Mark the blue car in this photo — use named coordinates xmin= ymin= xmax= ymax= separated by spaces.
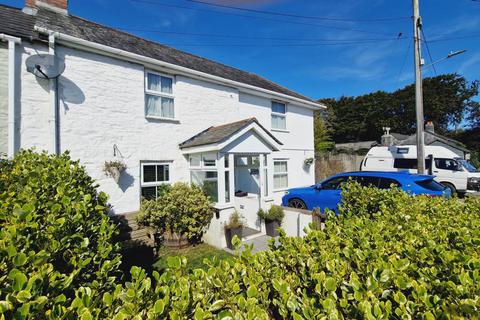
xmin=282 ymin=171 xmax=451 ymax=213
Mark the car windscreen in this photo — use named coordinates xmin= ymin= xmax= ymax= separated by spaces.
xmin=458 ymin=160 xmax=478 ymax=173
xmin=414 ymin=179 xmax=445 ymax=191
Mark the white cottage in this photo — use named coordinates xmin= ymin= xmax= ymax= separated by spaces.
xmin=0 ymin=0 xmax=325 ymax=247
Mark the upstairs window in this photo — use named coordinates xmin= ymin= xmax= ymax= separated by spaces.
xmin=141 ymin=162 xmax=171 ymax=200
xmin=145 ymin=72 xmax=175 ymax=119
xmin=271 ymin=101 xmax=287 ymax=130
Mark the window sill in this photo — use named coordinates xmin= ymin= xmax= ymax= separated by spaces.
xmin=146 ymin=116 xmax=180 ymax=123
xmin=271 ymin=128 xmax=290 ymax=133
xmin=274 ymin=188 xmax=289 ymax=193
xmin=214 ymin=203 xmax=235 ymax=210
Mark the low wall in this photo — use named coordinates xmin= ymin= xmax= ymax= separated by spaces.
xmin=281 ymin=207 xmax=314 ymax=237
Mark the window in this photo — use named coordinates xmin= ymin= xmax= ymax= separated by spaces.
xmin=394 ymin=158 xmax=432 ymax=170
xmin=322 ymin=176 xmax=349 ymax=190
xmin=145 ymin=72 xmax=175 ymax=119
xmin=141 ymin=162 xmax=171 ymax=200
xmin=397 ymin=147 xmax=409 ymax=154
xmin=435 ymin=158 xmax=461 ymax=171
xmin=271 ymin=101 xmax=287 ymax=130
xmin=415 ymin=179 xmax=445 ymax=191
xmin=273 ymin=160 xmax=288 ymax=189
xmin=352 ymin=176 xmax=380 ymax=188
xmin=189 ymin=153 xmax=220 ymax=203
xmin=378 ymin=178 xmax=401 ymax=189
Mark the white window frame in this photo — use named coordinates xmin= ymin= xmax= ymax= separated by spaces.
xmin=140 ymin=162 xmax=172 ymax=188
xmin=273 ymin=159 xmax=289 ymax=190
xmin=144 ymin=70 xmax=176 ymax=121
xmin=271 ymin=101 xmax=287 ymax=131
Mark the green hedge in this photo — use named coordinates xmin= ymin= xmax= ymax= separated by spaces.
xmin=2 ymin=151 xmax=480 ymax=319
xmin=0 ymin=150 xmax=121 ymax=319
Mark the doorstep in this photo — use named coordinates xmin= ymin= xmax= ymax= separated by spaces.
xmin=224 ymin=233 xmax=278 ymax=254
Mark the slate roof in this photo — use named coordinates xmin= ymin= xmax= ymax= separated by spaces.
xmin=179 ymin=117 xmax=282 ymax=149
xmin=0 ymin=4 xmax=319 ymax=104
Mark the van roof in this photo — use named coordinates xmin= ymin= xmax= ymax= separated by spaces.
xmin=366 ymin=145 xmax=459 ymax=159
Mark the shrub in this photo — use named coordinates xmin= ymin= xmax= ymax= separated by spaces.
xmin=224 ymin=210 xmax=245 ymax=230
xmin=0 ymin=150 xmax=121 ymax=318
xmin=137 ymin=182 xmax=214 ymax=243
xmin=257 ymin=205 xmax=285 ymax=223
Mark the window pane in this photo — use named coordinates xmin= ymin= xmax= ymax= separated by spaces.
xmin=272 ymin=101 xmax=286 ymax=114
xmin=274 ymin=161 xmax=287 ymax=173
xmin=224 ymin=156 xmax=229 ymax=168
xmin=161 ymin=97 xmax=174 ymax=118
xmin=143 ymin=165 xmax=156 ymax=182
xmin=146 ymin=94 xmax=162 ymax=117
xmin=147 ymin=73 xmax=162 ymax=92
xmin=322 ymin=177 xmax=348 ymax=190
xmin=225 ymin=171 xmax=230 ymax=203
xmin=141 ymin=186 xmax=157 ymax=200
xmin=274 ymin=174 xmax=288 ymax=189
xmin=203 ymin=155 xmax=216 ymax=167
xmin=191 ymin=171 xmax=218 ymax=203
xmin=378 ymin=178 xmax=401 ymax=189
xmin=264 ymin=169 xmax=268 ymax=196
xmin=190 ymin=156 xmax=200 ymax=167
xmin=272 ymin=114 xmax=286 ymax=130
xmin=157 ymin=165 xmax=169 ymax=182
xmin=161 ymin=76 xmax=173 ymax=94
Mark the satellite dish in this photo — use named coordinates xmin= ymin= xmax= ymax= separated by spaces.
xmin=26 ymin=54 xmax=65 ymax=79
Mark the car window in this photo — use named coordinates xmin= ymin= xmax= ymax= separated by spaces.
xmin=352 ymin=176 xmax=380 ymax=188
xmin=378 ymin=177 xmax=401 ymax=189
xmin=435 ymin=158 xmax=460 ymax=171
xmin=394 ymin=158 xmax=432 ymax=170
xmin=322 ymin=176 xmax=349 ymax=190
xmin=415 ymin=179 xmax=445 ymax=191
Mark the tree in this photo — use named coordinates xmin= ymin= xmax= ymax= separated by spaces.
xmin=322 ymin=74 xmax=479 ymax=143
xmin=313 ymin=110 xmax=334 ymax=152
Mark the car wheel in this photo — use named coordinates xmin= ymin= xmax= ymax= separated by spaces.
xmin=288 ymin=198 xmax=307 ymax=210
xmin=441 ymin=182 xmax=456 ymax=196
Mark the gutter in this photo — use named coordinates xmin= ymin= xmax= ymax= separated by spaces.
xmin=0 ymin=33 xmax=21 ymax=158
xmin=48 ymin=32 xmax=60 ymax=155
xmin=34 ymin=26 xmax=325 ymax=111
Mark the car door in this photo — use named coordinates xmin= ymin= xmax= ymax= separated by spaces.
xmin=316 ymin=176 xmax=350 ymax=213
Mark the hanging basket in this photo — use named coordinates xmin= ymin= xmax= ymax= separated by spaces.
xmin=304 ymin=157 xmax=314 ymax=166
xmin=103 ymin=160 xmax=127 ymax=183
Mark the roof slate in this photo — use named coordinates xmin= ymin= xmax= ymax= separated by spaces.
xmin=0 ymin=4 xmax=317 ymax=104
xmin=394 ymin=131 xmax=470 ymax=153
xmin=179 ymin=117 xmax=282 ymax=149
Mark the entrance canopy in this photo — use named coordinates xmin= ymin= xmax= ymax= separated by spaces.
xmin=179 ymin=118 xmax=282 ymax=207
xmin=179 ymin=117 xmax=282 ymax=154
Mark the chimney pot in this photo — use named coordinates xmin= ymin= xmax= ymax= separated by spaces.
xmin=24 ymin=0 xmax=68 ymax=14
xmin=425 ymin=121 xmax=434 ymax=133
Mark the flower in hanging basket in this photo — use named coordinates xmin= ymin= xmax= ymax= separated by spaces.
xmin=103 ymin=160 xmax=127 ymax=183
xmin=304 ymin=157 xmax=314 ymax=166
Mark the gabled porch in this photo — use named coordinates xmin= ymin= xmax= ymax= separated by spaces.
xmin=179 ymin=118 xmax=283 ymax=248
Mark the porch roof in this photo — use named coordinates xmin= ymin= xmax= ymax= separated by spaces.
xmin=179 ymin=118 xmax=283 ymax=150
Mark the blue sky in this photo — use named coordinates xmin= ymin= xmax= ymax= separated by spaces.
xmin=3 ymin=0 xmax=480 ymax=100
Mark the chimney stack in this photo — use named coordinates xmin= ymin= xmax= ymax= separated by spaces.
xmin=24 ymin=0 xmax=68 ymax=14
xmin=381 ymin=127 xmax=394 ymax=146
xmin=425 ymin=121 xmax=434 ymax=133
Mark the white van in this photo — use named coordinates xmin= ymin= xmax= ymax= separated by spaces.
xmin=361 ymin=145 xmax=480 ymax=195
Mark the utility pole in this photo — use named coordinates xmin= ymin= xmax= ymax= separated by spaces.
xmin=413 ymin=0 xmax=425 ymax=174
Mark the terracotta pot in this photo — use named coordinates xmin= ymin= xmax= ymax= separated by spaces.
xmin=225 ymin=227 xmax=242 ymax=250
xmin=265 ymin=220 xmax=280 ymax=237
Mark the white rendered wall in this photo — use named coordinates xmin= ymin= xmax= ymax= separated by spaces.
xmin=0 ymin=43 xmax=8 ymax=156
xmin=16 ymin=42 xmax=316 ymax=216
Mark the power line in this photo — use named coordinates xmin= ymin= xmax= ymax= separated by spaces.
xmin=129 ymin=0 xmax=400 ymax=36
xmin=421 ymin=29 xmax=437 ymax=76
xmin=146 ymin=40 xmax=404 ymax=48
xmin=187 ymin=0 xmax=411 ymax=22
xmin=427 ymin=33 xmax=480 ymax=43
xmin=396 ymin=40 xmax=412 ymax=83
xmin=119 ymin=28 xmax=409 ymax=43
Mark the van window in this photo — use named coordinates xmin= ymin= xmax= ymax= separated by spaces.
xmin=434 ymin=158 xmax=461 ymax=171
xmin=378 ymin=178 xmax=401 ymax=189
xmin=394 ymin=158 xmax=432 ymax=170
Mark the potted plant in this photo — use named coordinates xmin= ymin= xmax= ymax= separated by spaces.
xmin=103 ymin=160 xmax=127 ymax=183
xmin=304 ymin=157 xmax=314 ymax=166
xmin=258 ymin=205 xmax=284 ymax=237
xmin=224 ymin=210 xmax=245 ymax=250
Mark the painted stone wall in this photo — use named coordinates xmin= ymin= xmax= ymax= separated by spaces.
xmin=0 ymin=43 xmax=8 ymax=156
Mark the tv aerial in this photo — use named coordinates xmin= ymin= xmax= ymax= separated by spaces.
xmin=26 ymin=54 xmax=65 ymax=79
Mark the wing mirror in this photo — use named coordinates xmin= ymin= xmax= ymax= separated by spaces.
xmin=314 ymin=184 xmax=323 ymax=191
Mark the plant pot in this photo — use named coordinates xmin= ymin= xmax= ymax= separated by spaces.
xmin=225 ymin=227 xmax=242 ymax=250
xmin=265 ymin=220 xmax=280 ymax=237
xmin=163 ymin=231 xmax=189 ymax=249
xmin=107 ymin=167 xmax=122 ymax=183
